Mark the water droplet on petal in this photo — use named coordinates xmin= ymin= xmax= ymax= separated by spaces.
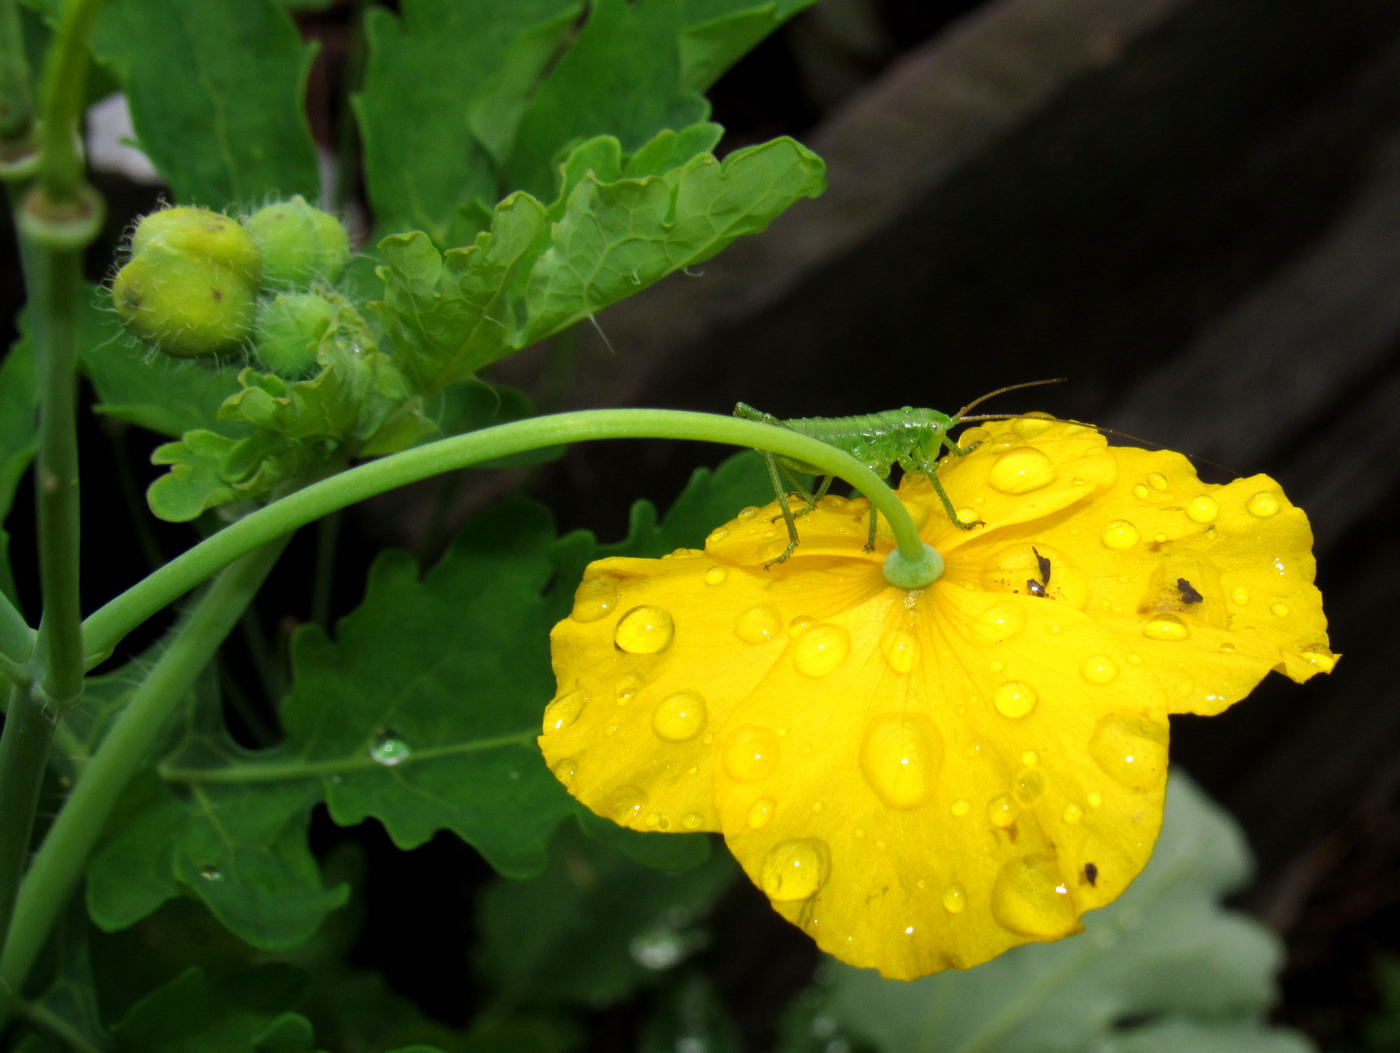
xmin=973 ymin=603 xmax=1027 ymax=643
xmin=1014 ymin=768 xmax=1045 ymax=803
xmin=704 ymin=566 xmax=728 ymax=586
xmin=1087 ymin=791 xmax=1103 ymax=808
xmin=992 ymin=855 xmax=1077 ymax=937
xmin=723 ymin=726 xmax=780 ymax=782
xmin=942 ymin=884 xmax=967 ymax=914
xmin=707 ymin=527 xmax=729 ymax=543
xmin=1186 ymin=495 xmax=1218 ymax=523
xmin=987 ymin=794 xmax=1017 ymax=828
xmin=551 ymin=757 xmax=578 ymax=784
xmin=1147 ymin=472 xmax=1168 ymax=491
xmin=1271 ymin=602 xmax=1289 ymax=618
xmin=543 ymin=690 xmax=587 ymax=733
xmin=1132 ymin=483 xmax=1151 ymax=499
xmin=989 ymin=447 xmax=1056 ymax=494
xmin=759 ymin=839 xmax=830 ymax=901
xmin=571 ymin=578 xmax=618 ymax=622
xmin=858 ymin=713 xmax=943 ymax=810
xmin=1021 ymin=750 xmax=1039 ymax=767
xmin=653 ymin=691 xmax=707 ymax=742
xmin=603 ymin=786 xmax=648 ymax=822
xmin=788 ymin=615 xmax=816 ymax=637
xmin=615 ymin=675 xmax=641 ymax=705
xmin=951 ymin=799 xmax=971 ymax=817
xmin=1063 ymin=802 xmax=1084 ymax=824
xmin=1231 ymin=587 xmax=1251 ymax=606
xmin=1089 ymin=713 xmax=1169 ymax=791
xmin=993 ymin=681 xmax=1037 ymax=719
xmin=747 ymin=797 xmax=775 ymax=829
xmin=1247 ymin=490 xmax=1280 ymax=517
xmin=792 ymin=623 xmax=849 ymax=678
xmin=369 ymin=730 xmax=411 ymax=766
xmin=734 ymin=604 xmax=782 ymax=644
xmin=1080 ymin=654 xmax=1119 ymax=684
xmin=614 ymin=606 xmax=674 ymax=654
xmin=956 ymin=506 xmax=979 ymax=525
xmin=1101 ymin=520 xmax=1139 ymax=550
xmin=738 ymin=506 xmax=759 ymax=520
xmin=881 ymin=629 xmax=917 ymax=673
xmin=681 ymin=812 xmax=704 ymax=831
xmin=1143 ymin=613 xmax=1189 ymax=640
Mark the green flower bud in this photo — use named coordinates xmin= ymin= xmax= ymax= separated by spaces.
xmin=130 ymin=205 xmax=261 ymax=285
xmin=242 ymin=195 xmax=350 ymax=287
xmin=253 ymin=292 xmax=339 ymax=375
xmin=112 ymin=246 xmax=256 ymax=357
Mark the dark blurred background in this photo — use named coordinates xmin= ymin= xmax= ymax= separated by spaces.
xmin=26 ymin=0 xmax=1400 ymax=1046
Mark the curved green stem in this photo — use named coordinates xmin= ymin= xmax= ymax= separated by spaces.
xmin=0 ymin=539 xmax=287 ymax=1023
xmin=84 ymin=410 xmax=934 ymax=665
xmin=36 ymin=0 xmax=106 ymax=202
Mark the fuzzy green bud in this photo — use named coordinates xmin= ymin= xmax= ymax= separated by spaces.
xmin=242 ymin=195 xmax=350 ymax=287
xmin=253 ymin=292 xmax=339 ymax=375
xmin=130 ymin=205 xmax=261 ymax=285
xmin=112 ymin=246 xmax=257 ymax=357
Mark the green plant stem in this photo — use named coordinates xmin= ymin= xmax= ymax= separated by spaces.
xmin=0 ymin=540 xmax=288 ymax=1022
xmin=30 ymin=245 xmax=83 ymax=710
xmin=84 ymin=410 xmax=935 ymax=664
xmin=36 ymin=0 xmax=106 ymax=202
xmin=0 ymin=682 xmax=47 ymax=955
xmin=0 ymin=0 xmax=33 ymax=143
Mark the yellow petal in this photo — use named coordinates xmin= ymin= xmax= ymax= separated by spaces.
xmin=540 ymin=415 xmax=1335 ymax=978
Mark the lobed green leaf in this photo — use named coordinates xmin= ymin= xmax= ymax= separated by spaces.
xmin=373 ymin=130 xmax=826 ymax=393
xmin=90 ymin=0 xmax=319 ymax=206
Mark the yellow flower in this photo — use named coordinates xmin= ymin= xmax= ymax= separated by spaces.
xmin=539 ymin=417 xmax=1336 ymax=980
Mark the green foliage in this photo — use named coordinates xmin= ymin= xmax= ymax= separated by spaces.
xmin=778 ymin=774 xmax=1315 ymax=1053
xmin=372 ymin=130 xmax=825 ymax=393
xmin=0 ymin=340 xmax=37 ymax=602
xmin=90 ymin=0 xmax=319 ymax=205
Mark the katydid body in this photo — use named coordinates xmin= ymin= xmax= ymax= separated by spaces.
xmin=734 ymin=381 xmax=1061 ymax=565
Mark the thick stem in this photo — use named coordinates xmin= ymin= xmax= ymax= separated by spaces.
xmin=35 ymin=0 xmax=106 ymax=202
xmin=0 ymin=540 xmax=287 ymax=1021
xmin=83 ymin=410 xmax=935 ymax=664
xmin=0 ymin=0 xmax=33 ymax=143
xmin=0 ymin=683 xmax=49 ymax=954
xmin=30 ymin=246 xmax=83 ymax=711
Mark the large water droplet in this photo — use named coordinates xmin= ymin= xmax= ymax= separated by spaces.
xmin=973 ymin=603 xmax=1027 ymax=643
xmin=723 ymin=726 xmax=780 ymax=782
xmin=653 ymin=691 xmax=707 ymax=742
xmin=543 ymin=690 xmax=587 ymax=733
xmin=1143 ymin=613 xmax=1189 ymax=641
xmin=571 ymin=577 xmax=618 ymax=623
xmin=858 ymin=713 xmax=942 ymax=810
xmin=704 ymin=566 xmax=728 ymax=586
xmin=747 ymin=797 xmax=775 ymax=829
xmin=987 ymin=794 xmax=1017 ymax=829
xmin=759 ymin=839 xmax=830 ymax=901
xmin=734 ymin=604 xmax=782 ymax=644
xmin=1080 ymin=655 xmax=1119 ymax=684
xmin=991 ymin=855 xmax=1077 ymax=937
xmin=1100 ymin=520 xmax=1139 ymax=550
xmin=1088 ymin=712 xmax=1168 ymax=791
xmin=993 ymin=681 xmax=1037 ymax=719
xmin=792 ymin=623 xmax=850 ymax=678
xmin=1186 ymin=495 xmax=1218 ymax=523
xmin=1014 ymin=768 xmax=1045 ymax=804
xmin=369 ymin=730 xmax=411 ymax=766
xmin=881 ymin=629 xmax=917 ymax=673
xmin=1247 ymin=490 xmax=1280 ymax=517
xmin=614 ymin=606 xmax=675 ymax=654
xmin=604 ymin=786 xmax=648 ymax=822
xmin=988 ymin=447 xmax=1056 ymax=494
xmin=942 ymin=884 xmax=967 ymax=914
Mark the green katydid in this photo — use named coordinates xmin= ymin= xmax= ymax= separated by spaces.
xmin=733 ymin=380 xmax=1064 ymax=565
